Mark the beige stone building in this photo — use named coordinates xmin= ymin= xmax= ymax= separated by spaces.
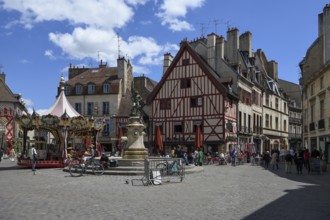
xmin=300 ymin=4 xmax=330 ymax=163
xmin=278 ymin=79 xmax=302 ymax=151
xmin=62 ymin=58 xmax=156 ymax=153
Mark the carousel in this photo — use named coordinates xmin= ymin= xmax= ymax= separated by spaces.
xmin=16 ymin=77 xmax=104 ymax=168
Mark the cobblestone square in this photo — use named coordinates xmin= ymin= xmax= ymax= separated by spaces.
xmin=0 ymin=160 xmax=329 ymax=220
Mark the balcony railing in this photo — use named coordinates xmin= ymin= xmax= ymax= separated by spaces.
xmin=253 ymin=127 xmax=262 ymax=134
xmin=289 ymin=117 xmax=302 ymax=124
xmin=309 ymin=122 xmax=315 ymax=131
xmin=289 ymin=132 xmax=302 ymax=139
xmin=318 ymin=119 xmax=325 ymax=129
xmin=238 ymin=126 xmax=252 ymax=134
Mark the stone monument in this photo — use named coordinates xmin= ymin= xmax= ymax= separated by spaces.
xmin=119 ymin=88 xmax=148 ymax=166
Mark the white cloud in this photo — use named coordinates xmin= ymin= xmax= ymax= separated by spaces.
xmin=20 ymin=59 xmax=30 ymax=64
xmin=2 ymin=0 xmax=181 ymax=75
xmin=49 ymin=27 xmax=119 ymax=63
xmin=22 ymin=98 xmax=33 ymax=107
xmin=2 ymin=0 xmax=134 ymax=30
xmin=49 ymin=26 xmax=178 ymax=67
xmin=44 ymin=49 xmax=56 ymax=60
xmin=125 ymin=0 xmax=149 ymax=6
xmin=140 ymin=20 xmax=152 ymax=25
xmin=156 ymin=0 xmax=205 ymax=31
xmin=133 ymin=65 xmax=151 ymax=75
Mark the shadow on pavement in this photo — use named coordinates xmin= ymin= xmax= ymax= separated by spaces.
xmin=243 ymin=162 xmax=330 ymax=220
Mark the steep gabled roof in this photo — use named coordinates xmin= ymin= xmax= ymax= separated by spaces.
xmin=66 ymin=67 xmax=118 ymax=86
xmin=278 ymin=79 xmax=302 ymax=108
xmin=0 ymin=76 xmax=21 ymax=103
xmin=147 ymin=41 xmax=228 ymax=103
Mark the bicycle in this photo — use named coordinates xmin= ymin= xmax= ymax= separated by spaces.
xmin=155 ymin=159 xmax=184 ymax=181
xmin=69 ymin=157 xmax=104 ymax=177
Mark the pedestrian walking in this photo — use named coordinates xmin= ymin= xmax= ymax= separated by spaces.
xmin=280 ymin=147 xmax=286 ymax=162
xmin=285 ymin=153 xmax=293 ymax=173
xmin=271 ymin=150 xmax=279 ymax=170
xmin=29 ymin=145 xmax=38 ymax=175
xmin=0 ymin=149 xmax=3 ymax=163
xmin=303 ymin=148 xmax=311 ymax=174
xmin=9 ymin=148 xmax=16 ymax=161
xmin=197 ymin=148 xmax=204 ymax=166
xmin=263 ymin=151 xmax=271 ymax=169
xmin=231 ymin=148 xmax=237 ymax=166
xmin=294 ymin=149 xmax=304 ymax=174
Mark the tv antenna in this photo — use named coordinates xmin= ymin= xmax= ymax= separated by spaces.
xmin=117 ymin=32 xmax=121 ymax=58
xmin=200 ymin=23 xmax=206 ymax=37
xmin=212 ymin=19 xmax=219 ymax=34
xmin=97 ymin=51 xmax=100 ymax=64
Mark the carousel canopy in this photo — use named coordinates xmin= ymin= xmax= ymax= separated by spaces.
xmin=44 ymin=77 xmax=80 ymax=117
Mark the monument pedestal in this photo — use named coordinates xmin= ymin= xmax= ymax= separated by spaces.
xmin=120 ymin=115 xmax=148 ymax=166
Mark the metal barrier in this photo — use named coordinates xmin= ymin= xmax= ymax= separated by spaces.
xmin=131 ymin=157 xmax=185 ymax=186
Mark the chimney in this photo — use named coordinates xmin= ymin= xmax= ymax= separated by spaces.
xmin=319 ymin=4 xmax=330 ymax=63
xmin=226 ymin=28 xmax=239 ymax=64
xmin=207 ymin=33 xmax=217 ymax=70
xmin=216 ymin=36 xmax=225 ymax=59
xmin=163 ymin=53 xmax=173 ymax=75
xmin=0 ymin=73 xmax=5 ymax=83
xmin=239 ymin=31 xmax=252 ymax=57
xmin=267 ymin=60 xmax=278 ymax=82
xmin=117 ymin=57 xmax=128 ymax=95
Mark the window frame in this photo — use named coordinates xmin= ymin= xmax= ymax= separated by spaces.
xmin=75 ymin=84 xmax=83 ymax=95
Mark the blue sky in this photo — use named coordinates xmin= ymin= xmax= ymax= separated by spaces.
xmin=0 ymin=0 xmax=328 ymax=113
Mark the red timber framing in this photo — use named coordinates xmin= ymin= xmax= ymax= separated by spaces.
xmin=147 ymin=41 xmax=233 ymax=154
xmin=0 ymin=106 xmax=15 ymax=154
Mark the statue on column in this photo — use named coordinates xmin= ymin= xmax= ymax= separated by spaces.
xmin=130 ymin=86 xmax=144 ymax=117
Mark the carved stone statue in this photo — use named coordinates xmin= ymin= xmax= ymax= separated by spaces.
xmin=130 ymin=88 xmax=144 ymax=116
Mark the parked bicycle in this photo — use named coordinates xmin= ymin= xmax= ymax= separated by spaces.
xmin=69 ymin=157 xmax=104 ymax=177
xmin=155 ymin=159 xmax=184 ymax=181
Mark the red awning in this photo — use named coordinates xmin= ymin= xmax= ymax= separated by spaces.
xmin=154 ymin=126 xmax=163 ymax=152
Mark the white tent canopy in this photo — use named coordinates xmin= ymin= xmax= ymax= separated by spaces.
xmin=44 ymin=77 xmax=80 ymax=117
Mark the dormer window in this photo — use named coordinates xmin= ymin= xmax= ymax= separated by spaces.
xmin=75 ymin=84 xmax=82 ymax=95
xmin=103 ymin=83 xmax=110 ymax=93
xmin=88 ymin=83 xmax=95 ymax=94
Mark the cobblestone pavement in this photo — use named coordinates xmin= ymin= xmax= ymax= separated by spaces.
xmin=0 ymin=159 xmax=329 ymax=220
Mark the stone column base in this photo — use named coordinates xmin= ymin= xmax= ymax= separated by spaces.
xmin=123 ymin=148 xmax=148 ymax=160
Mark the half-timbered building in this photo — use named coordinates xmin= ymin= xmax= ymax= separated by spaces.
xmin=0 ymin=73 xmax=27 ymax=154
xmin=147 ymin=40 xmax=238 ymax=156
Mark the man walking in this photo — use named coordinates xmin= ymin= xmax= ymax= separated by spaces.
xmin=30 ymin=145 xmax=37 ymax=175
